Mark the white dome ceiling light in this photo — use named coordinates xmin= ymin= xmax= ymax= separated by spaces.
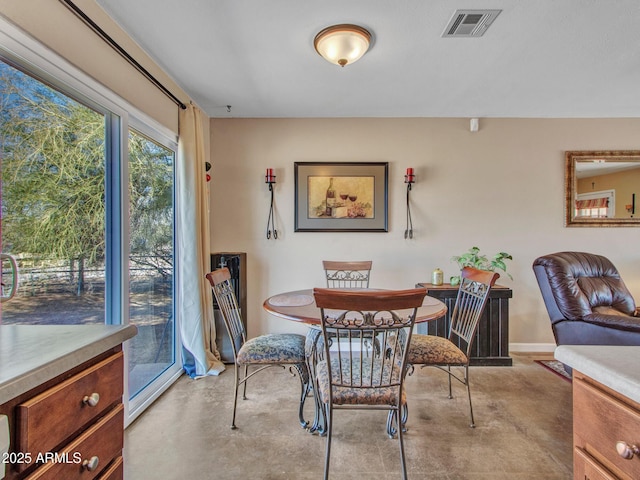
xmin=314 ymin=24 xmax=371 ymax=67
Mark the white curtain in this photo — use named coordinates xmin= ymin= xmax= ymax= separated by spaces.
xmin=177 ymin=103 xmax=225 ymax=377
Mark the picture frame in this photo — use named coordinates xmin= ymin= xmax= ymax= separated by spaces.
xmin=565 ymin=150 xmax=640 ymax=227
xmin=294 ymin=162 xmax=388 ymax=232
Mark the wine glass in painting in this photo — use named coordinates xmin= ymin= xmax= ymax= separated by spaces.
xmin=348 ymin=194 xmax=357 ymax=203
xmin=340 ymin=192 xmax=349 ymax=205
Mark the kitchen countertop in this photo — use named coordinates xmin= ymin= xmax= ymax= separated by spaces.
xmin=555 ymin=345 xmax=640 ymax=404
xmin=0 ymin=324 xmax=137 ymax=404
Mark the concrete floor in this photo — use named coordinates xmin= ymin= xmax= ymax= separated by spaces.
xmin=124 ymin=353 xmax=573 ymax=479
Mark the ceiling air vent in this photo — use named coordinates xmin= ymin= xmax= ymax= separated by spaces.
xmin=442 ymin=9 xmax=501 ymax=37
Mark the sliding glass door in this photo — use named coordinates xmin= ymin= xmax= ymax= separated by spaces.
xmin=127 ymin=128 xmax=177 ymax=401
xmin=0 ymin=48 xmax=181 ymax=423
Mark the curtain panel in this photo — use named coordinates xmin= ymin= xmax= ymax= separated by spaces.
xmin=177 ymin=104 xmax=225 ymax=377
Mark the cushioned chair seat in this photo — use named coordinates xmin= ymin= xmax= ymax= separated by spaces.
xmin=237 ymin=333 xmax=306 ymax=365
xmin=316 ymin=358 xmax=406 ymax=406
xmin=408 ymin=334 xmax=468 ymax=365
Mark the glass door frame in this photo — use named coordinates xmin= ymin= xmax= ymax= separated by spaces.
xmin=124 ymin=118 xmax=182 ymax=425
xmin=0 ymin=18 xmax=183 ymax=427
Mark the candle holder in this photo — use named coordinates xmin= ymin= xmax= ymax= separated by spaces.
xmin=265 ymin=169 xmax=278 ymax=239
xmin=404 ymin=168 xmax=415 ymax=238
xmin=626 ymin=193 xmax=636 ymax=215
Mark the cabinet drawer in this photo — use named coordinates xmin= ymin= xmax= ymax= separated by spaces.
xmin=575 ymin=447 xmax=617 ymax=480
xmin=574 ymin=377 xmax=640 ymax=479
xmin=96 ymin=456 xmax=123 ymax=480
xmin=17 ymin=352 xmax=123 ymax=457
xmin=24 ymin=404 xmax=123 ymax=480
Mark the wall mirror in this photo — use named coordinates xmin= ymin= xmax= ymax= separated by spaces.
xmin=565 ymin=150 xmax=640 ymax=227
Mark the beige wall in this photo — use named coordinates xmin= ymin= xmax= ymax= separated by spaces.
xmin=1 ymin=0 xmax=185 ymax=132
xmin=210 ymin=118 xmax=640 ymax=349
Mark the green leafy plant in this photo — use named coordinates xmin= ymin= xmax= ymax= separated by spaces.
xmin=450 ymin=246 xmax=513 ymax=285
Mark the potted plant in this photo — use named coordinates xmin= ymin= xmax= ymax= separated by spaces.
xmin=450 ymin=246 xmax=513 ymax=285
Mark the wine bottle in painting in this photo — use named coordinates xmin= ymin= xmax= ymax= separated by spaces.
xmin=325 ymin=177 xmax=336 ymax=216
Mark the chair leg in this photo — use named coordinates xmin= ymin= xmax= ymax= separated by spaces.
xmin=231 ymin=362 xmax=240 ymax=430
xmin=447 ymin=364 xmax=453 ymax=399
xmin=397 ymin=406 xmax=408 ymax=480
xmin=294 ymin=362 xmax=310 ymax=428
xmin=313 ymin=394 xmax=327 ymax=436
xmin=386 ymin=409 xmax=396 ymax=438
xmin=464 ymin=364 xmax=475 ymax=428
xmin=400 ymin=402 xmax=408 ymax=432
xmin=306 ymin=328 xmax=328 ymax=436
xmin=241 ymin=364 xmax=248 ymax=400
xmin=323 ymin=404 xmax=333 ymax=480
xmin=386 ymin=403 xmax=408 ymax=438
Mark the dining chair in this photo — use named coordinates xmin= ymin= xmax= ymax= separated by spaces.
xmin=323 ymin=260 xmax=372 ymax=288
xmin=407 ymin=266 xmax=499 ymax=428
xmin=323 ymin=260 xmax=375 ymax=356
xmin=206 ymin=268 xmax=309 ymax=430
xmin=313 ymin=287 xmax=427 ymax=480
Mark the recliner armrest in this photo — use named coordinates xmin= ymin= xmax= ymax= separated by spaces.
xmin=583 ymin=313 xmax=640 ymax=332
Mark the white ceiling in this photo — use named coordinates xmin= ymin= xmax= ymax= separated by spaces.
xmin=96 ymin=0 xmax=640 ymax=119
xmin=576 ymin=161 xmax=640 ymax=179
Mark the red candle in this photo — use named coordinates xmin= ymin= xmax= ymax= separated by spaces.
xmin=406 ymin=167 xmax=414 ymax=176
xmin=266 ymin=168 xmax=275 ymax=183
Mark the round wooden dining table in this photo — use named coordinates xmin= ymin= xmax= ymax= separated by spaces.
xmin=263 ymin=288 xmax=447 ymax=325
xmin=262 ymin=288 xmax=447 ymax=435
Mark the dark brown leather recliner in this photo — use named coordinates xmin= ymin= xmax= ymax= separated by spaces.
xmin=533 ymin=252 xmax=640 ymax=354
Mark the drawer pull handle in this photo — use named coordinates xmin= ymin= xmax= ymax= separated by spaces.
xmin=616 ymin=441 xmax=640 ymax=460
xmin=82 ymin=455 xmax=99 ymax=471
xmin=82 ymin=393 xmax=100 ymax=407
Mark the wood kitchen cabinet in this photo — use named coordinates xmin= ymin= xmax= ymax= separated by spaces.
xmin=573 ymin=371 xmax=640 ymax=480
xmin=0 ymin=325 xmax=136 ymax=480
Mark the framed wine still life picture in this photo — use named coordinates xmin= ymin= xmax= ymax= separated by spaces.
xmin=294 ymin=162 xmax=388 ymax=232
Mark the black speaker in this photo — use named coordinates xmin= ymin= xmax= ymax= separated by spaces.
xmin=210 ymin=252 xmax=247 ymax=363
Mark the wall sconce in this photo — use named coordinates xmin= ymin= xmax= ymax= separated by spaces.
xmin=265 ymin=168 xmax=278 ymax=239
xmin=404 ymin=168 xmax=415 ymax=238
xmin=626 ymin=193 xmax=636 ymax=216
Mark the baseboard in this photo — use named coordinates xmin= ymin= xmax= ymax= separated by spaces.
xmin=509 ymin=342 xmax=556 ymax=353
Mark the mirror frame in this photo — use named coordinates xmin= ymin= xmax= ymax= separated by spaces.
xmin=565 ymin=150 xmax=640 ymax=227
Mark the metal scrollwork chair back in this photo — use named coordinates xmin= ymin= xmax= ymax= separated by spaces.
xmin=323 ymin=260 xmax=372 ymax=289
xmin=206 ymin=268 xmax=309 ymax=430
xmin=408 ymin=266 xmax=499 ymax=428
xmin=313 ymin=287 xmax=427 ymax=480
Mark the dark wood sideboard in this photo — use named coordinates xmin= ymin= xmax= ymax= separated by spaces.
xmin=415 ymin=282 xmax=513 ymax=366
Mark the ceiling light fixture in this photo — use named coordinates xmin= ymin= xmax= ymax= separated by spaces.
xmin=314 ymin=24 xmax=371 ymax=67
